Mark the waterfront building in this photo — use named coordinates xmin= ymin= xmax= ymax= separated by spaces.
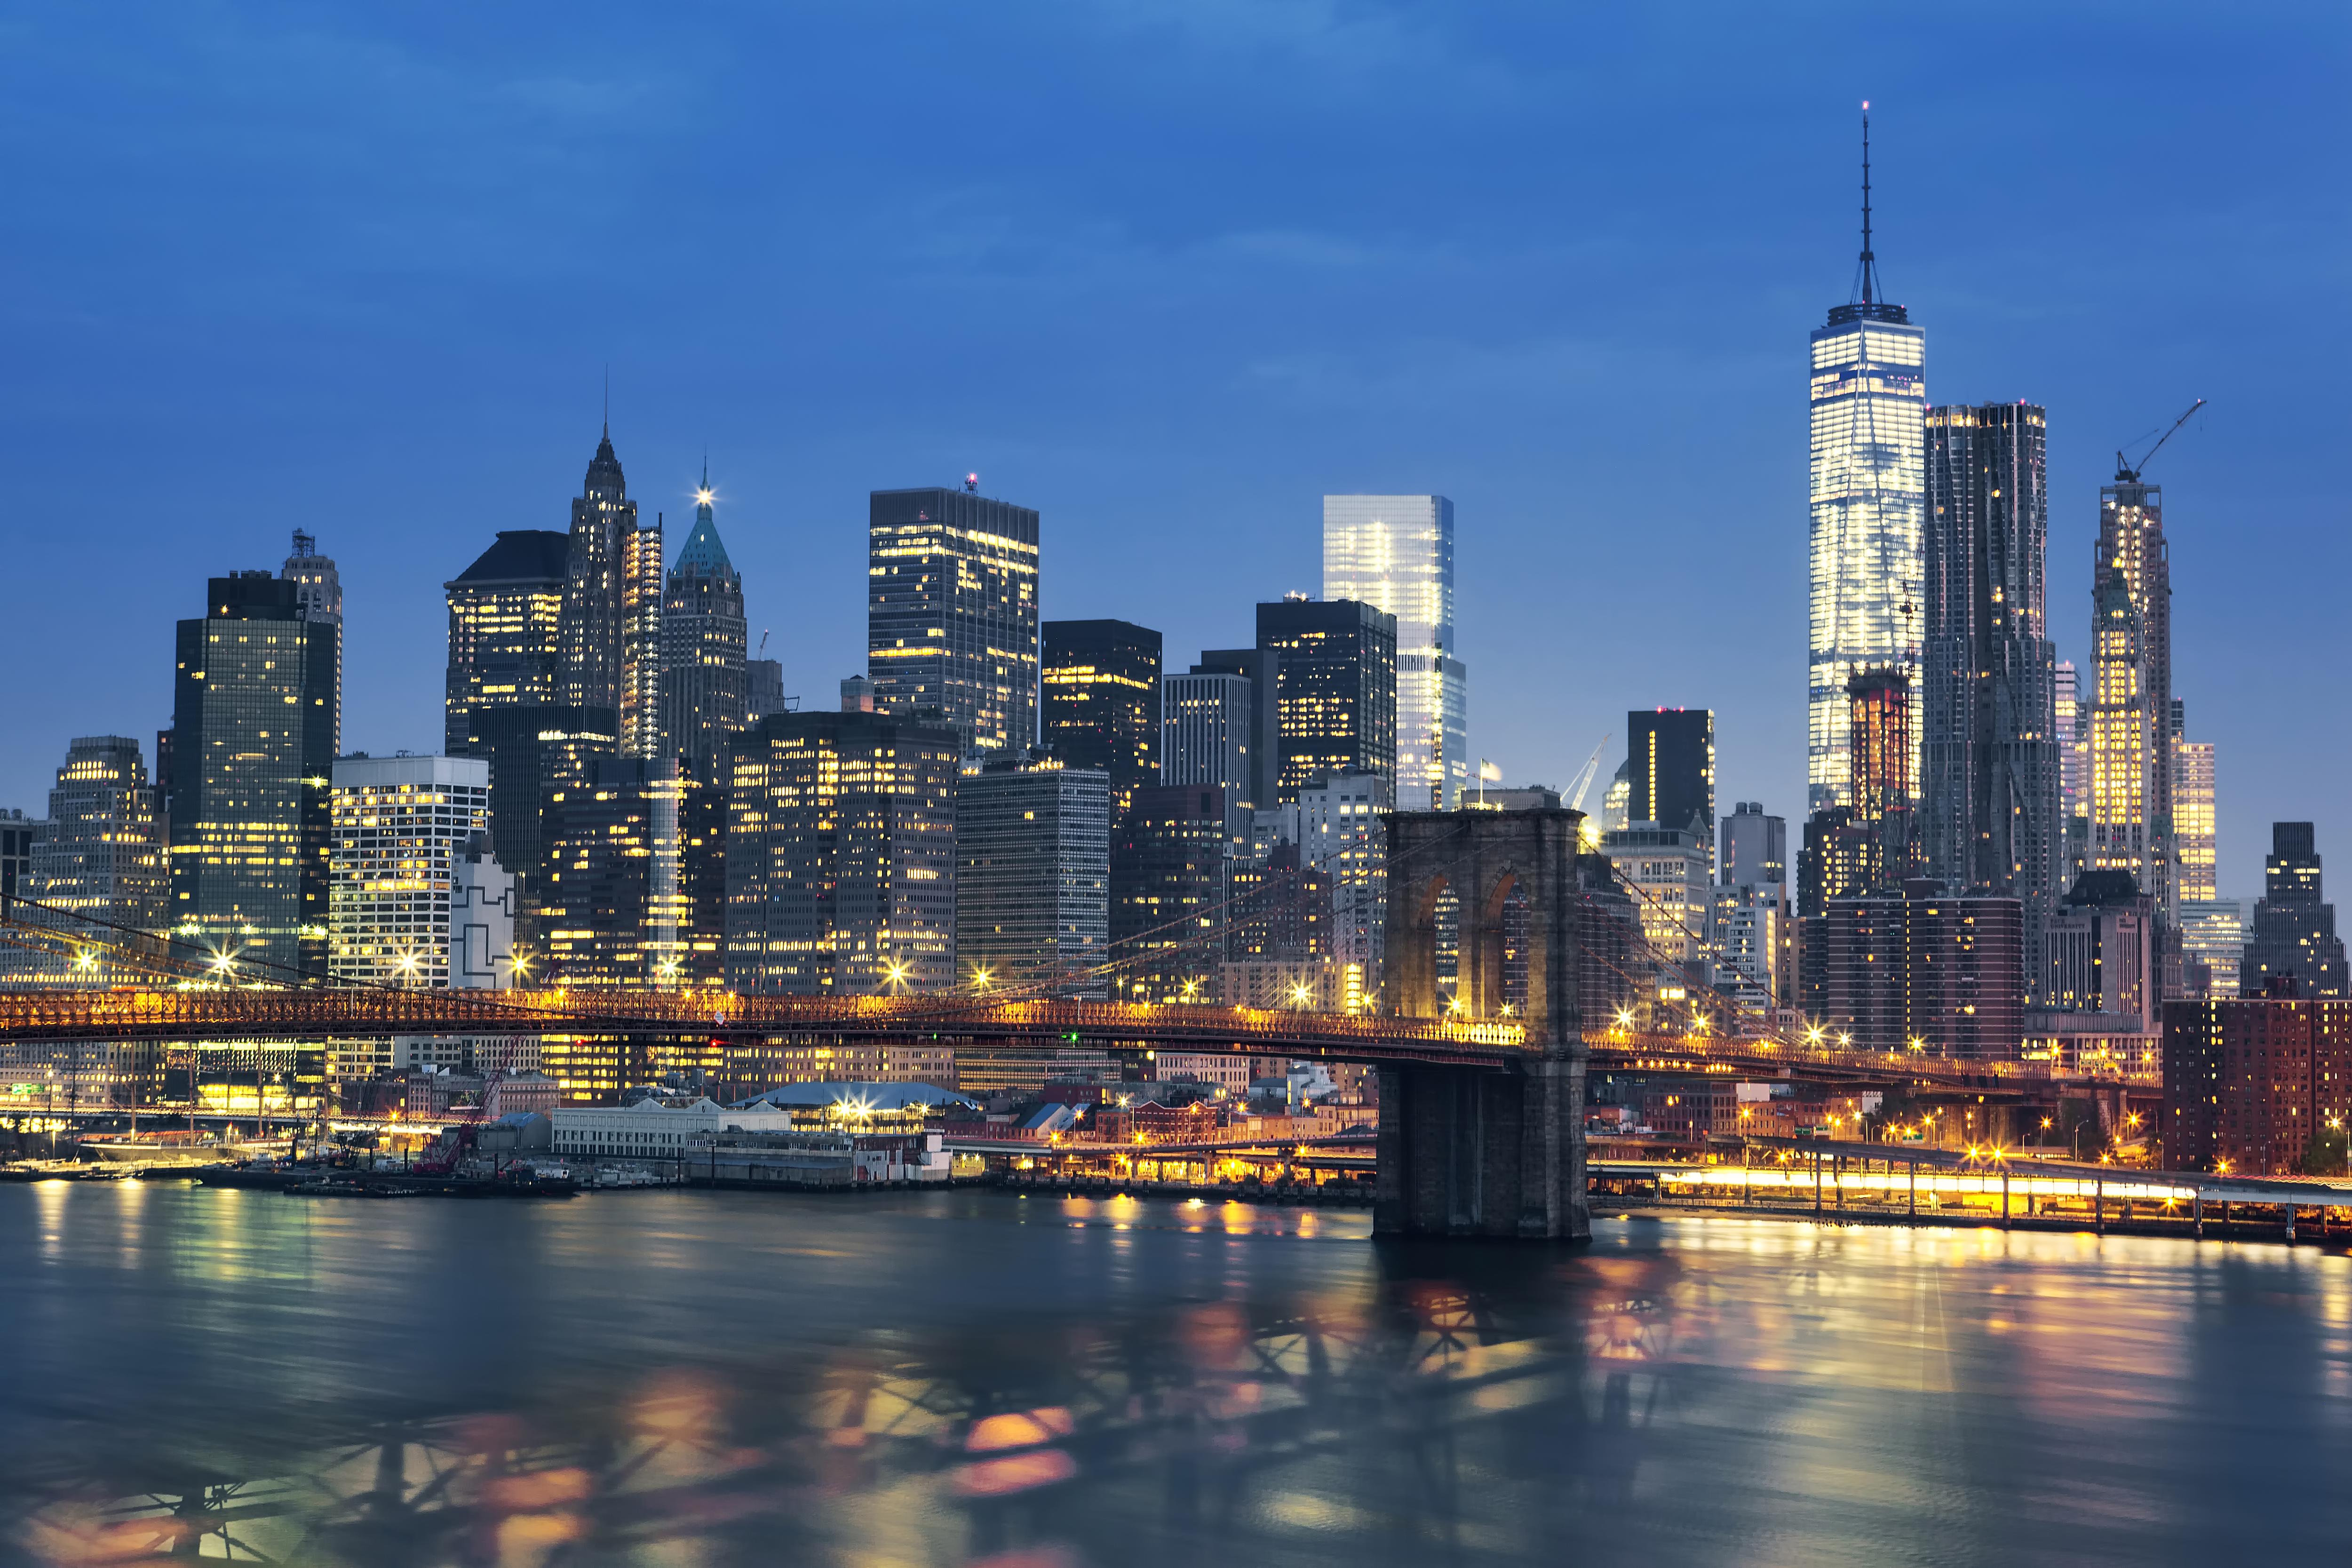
xmin=281 ymin=530 xmax=343 ymax=750
xmin=167 ymin=571 xmax=341 ymax=977
xmin=867 ymin=484 xmax=1041 ymax=755
xmin=1808 ymin=111 xmax=1926 ymax=813
xmin=1255 ymin=597 xmax=1396 ymax=804
xmin=2178 ymin=898 xmax=2246 ymax=1001
xmin=1041 ymin=620 xmax=1160 ymax=811
xmin=1921 ymin=403 xmax=2061 ymax=969
xmin=540 ymin=755 xmax=712 ymax=987
xmin=724 ymin=708 xmax=959 ymax=995
xmin=660 ymin=470 xmax=747 ymax=782
xmin=1721 ymin=803 xmax=1786 ymax=889
xmin=2240 ymin=823 xmax=2348 ymax=1000
xmin=444 ymin=530 xmax=571 ymax=754
xmin=0 ymin=738 xmax=166 ymax=985
xmin=1821 ymin=882 xmax=2024 ymax=1059
xmin=1625 ymin=708 xmax=1715 ymax=852
xmin=327 ymin=754 xmax=495 ymax=989
xmin=955 ymin=753 xmax=1110 ymax=999
xmin=2174 ymin=728 xmax=2217 ymax=904
xmin=1322 ymin=495 xmax=1466 ymax=808
xmin=559 ymin=429 xmax=664 ymax=757
xmin=1109 ymin=783 xmax=1235 ymax=1004
xmin=2162 ymin=996 xmax=2352 ymax=1174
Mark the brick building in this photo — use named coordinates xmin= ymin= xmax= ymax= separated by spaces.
xmin=2163 ymin=995 xmax=2352 ymax=1174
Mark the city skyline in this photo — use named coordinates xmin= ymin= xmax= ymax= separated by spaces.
xmin=4 ymin=8 xmax=2345 ymax=901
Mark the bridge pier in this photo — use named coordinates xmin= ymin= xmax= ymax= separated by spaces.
xmin=1374 ymin=1055 xmax=1587 ymax=1240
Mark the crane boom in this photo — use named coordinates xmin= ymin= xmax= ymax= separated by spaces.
xmin=2115 ymin=398 xmax=2205 ymax=482
xmin=1565 ymin=733 xmax=1610 ymax=813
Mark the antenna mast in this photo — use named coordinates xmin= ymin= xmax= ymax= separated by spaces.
xmin=1857 ymin=101 xmax=1881 ymax=306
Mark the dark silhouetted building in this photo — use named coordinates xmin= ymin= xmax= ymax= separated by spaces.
xmin=1110 ymin=783 xmax=1235 ymax=1003
xmin=1625 ymin=708 xmax=1715 ymax=851
xmin=1166 ymin=648 xmax=1279 ymax=811
xmin=1041 ymin=620 xmax=1160 ymax=811
xmin=2240 ymin=823 xmax=2348 ymax=999
xmin=955 ymin=754 xmax=1110 ymax=999
xmin=538 ymin=756 xmax=716 ymax=987
xmin=1255 ymin=597 xmax=1396 ymax=804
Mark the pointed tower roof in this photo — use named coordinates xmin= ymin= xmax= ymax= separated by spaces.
xmin=672 ymin=468 xmax=736 ymax=579
xmin=583 ymin=428 xmax=626 ymax=501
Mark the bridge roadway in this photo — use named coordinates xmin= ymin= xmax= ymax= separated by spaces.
xmin=0 ymin=987 xmax=2149 ymax=1095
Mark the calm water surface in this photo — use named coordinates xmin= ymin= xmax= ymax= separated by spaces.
xmin=1 ymin=1183 xmax=2345 ymax=1566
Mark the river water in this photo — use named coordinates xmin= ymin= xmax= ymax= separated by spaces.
xmin=1 ymin=1183 xmax=2345 ymax=1566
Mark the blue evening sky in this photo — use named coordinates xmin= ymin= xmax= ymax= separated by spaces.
xmin=3 ymin=3 xmax=2344 ymax=899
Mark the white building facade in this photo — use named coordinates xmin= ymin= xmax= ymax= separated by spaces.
xmin=1323 ymin=495 xmax=1466 ymax=810
xmin=328 ymin=755 xmax=498 ymax=987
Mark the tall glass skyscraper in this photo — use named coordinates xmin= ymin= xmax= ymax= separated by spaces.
xmin=559 ymin=427 xmax=664 ymax=759
xmin=1808 ymin=112 xmax=1925 ymax=812
xmin=1323 ymin=495 xmax=1465 ymax=809
xmin=2090 ymin=469 xmax=2176 ymax=918
xmin=868 ymin=484 xmax=1041 ymax=756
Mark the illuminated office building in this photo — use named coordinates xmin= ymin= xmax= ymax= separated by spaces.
xmin=1823 ymin=884 xmax=2024 ymax=1059
xmin=1921 ymin=401 xmax=2060 ymax=983
xmin=1809 ymin=111 xmax=1925 ymax=812
xmin=2090 ymin=466 xmax=2175 ymax=917
xmin=445 ymin=530 xmax=571 ymax=754
xmin=464 ymin=704 xmax=616 ymax=947
xmin=867 ymin=484 xmax=1040 ymax=755
xmin=559 ymin=428 xmax=664 ymax=757
xmin=725 ymin=708 xmax=960 ymax=995
xmin=1255 ymin=597 xmax=1396 ymax=804
xmin=1110 ymin=784 xmax=1234 ymax=1003
xmin=660 ymin=469 xmax=747 ymax=782
xmin=1601 ymin=823 xmax=1712 ymax=972
xmin=1 ymin=737 xmax=167 ymax=985
xmin=1292 ymin=768 xmax=1390 ymax=987
xmin=327 ymin=755 xmax=493 ymax=989
xmin=1041 ymin=620 xmax=1160 ymax=810
xmin=167 ymin=571 xmax=341 ymax=977
xmin=955 ymin=754 xmax=1110 ymax=999
xmin=1323 ymin=495 xmax=1465 ymax=808
xmin=539 ymin=755 xmax=711 ymax=987
xmin=2179 ymin=898 xmax=2246 ymax=1001
xmin=1165 ymin=649 xmax=1279 ymax=811
xmin=2174 ymin=726 xmax=2216 ymax=904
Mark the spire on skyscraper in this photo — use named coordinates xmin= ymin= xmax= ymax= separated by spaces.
xmin=1855 ymin=102 xmax=1883 ymax=308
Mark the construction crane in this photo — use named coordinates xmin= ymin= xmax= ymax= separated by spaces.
xmin=2115 ymin=398 xmax=2205 ymax=483
xmin=1565 ymin=733 xmax=1611 ymax=814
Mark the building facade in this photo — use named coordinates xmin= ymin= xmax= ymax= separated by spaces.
xmin=559 ymin=430 xmax=664 ymax=758
xmin=1041 ymin=620 xmax=1160 ymax=811
xmin=444 ymin=530 xmax=571 ymax=755
xmin=465 ymin=704 xmax=617 ymax=945
xmin=281 ymin=530 xmax=343 ymax=750
xmin=327 ymin=755 xmax=495 ymax=989
xmin=725 ymin=709 xmax=960 ymax=995
xmin=1808 ymin=117 xmax=1926 ymax=813
xmin=167 ymin=571 xmax=341 ymax=977
xmin=1821 ymin=883 xmax=2024 ymax=1059
xmin=2090 ymin=468 xmax=2176 ymax=920
xmin=1721 ymin=802 xmax=1787 ymax=889
xmin=1255 ymin=598 xmax=1396 ymax=804
xmin=660 ymin=473 xmax=747 ymax=783
xmin=954 ymin=755 xmax=1111 ymax=999
xmin=2240 ymin=822 xmax=2348 ymax=999
xmin=1 ymin=737 xmax=167 ymax=985
xmin=1921 ymin=403 xmax=2061 ymax=963
xmin=539 ymin=756 xmax=709 ymax=987
xmin=2163 ymin=997 xmax=2352 ymax=1174
xmin=2173 ymin=732 xmax=2216 ymax=904
xmin=1110 ymin=783 xmax=1236 ymax=1004
xmin=1625 ymin=708 xmax=1715 ymax=849
xmin=1322 ymin=495 xmax=1466 ymax=809
xmin=867 ymin=485 xmax=1041 ymax=756
xmin=1293 ymin=767 xmax=1390 ymax=991
xmin=1601 ymin=824 xmax=1712 ymax=972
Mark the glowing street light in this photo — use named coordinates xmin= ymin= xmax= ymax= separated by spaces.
xmin=969 ymin=964 xmax=993 ymax=993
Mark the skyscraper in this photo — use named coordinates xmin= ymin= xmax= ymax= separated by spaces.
xmin=955 ymin=755 xmax=1111 ymax=998
xmin=1255 ymin=597 xmax=1396 ymax=804
xmin=1624 ymin=708 xmax=1715 ymax=844
xmin=1323 ymin=495 xmax=1466 ymax=809
xmin=867 ymin=483 xmax=1040 ymax=755
xmin=445 ymin=530 xmax=571 ymax=755
xmin=725 ymin=708 xmax=960 ymax=995
xmin=167 ymin=571 xmax=340 ymax=976
xmin=328 ymin=755 xmax=494 ymax=989
xmin=1721 ymin=802 xmax=1787 ymax=889
xmin=1160 ymin=667 xmax=1256 ymax=801
xmin=1809 ymin=111 xmax=1925 ymax=812
xmin=2090 ymin=459 xmax=2176 ymax=918
xmin=1041 ymin=620 xmax=1160 ymax=810
xmin=1921 ymin=402 xmax=2061 ymax=965
xmin=281 ymin=531 xmax=342 ymax=752
xmin=660 ymin=468 xmax=747 ymax=782
xmin=2174 ymin=726 xmax=2216 ymax=904
xmin=1110 ymin=783 xmax=1233 ymax=1003
xmin=1185 ymin=648 xmax=1280 ymax=809
xmin=540 ymin=755 xmax=714 ymax=987
xmin=2239 ymin=823 xmax=2347 ymax=999
xmin=0 ymin=737 xmax=167 ymax=985
xmin=559 ymin=429 xmax=664 ymax=757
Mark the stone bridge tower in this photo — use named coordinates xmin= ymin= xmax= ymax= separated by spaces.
xmin=1377 ymin=807 xmax=1589 ymax=1241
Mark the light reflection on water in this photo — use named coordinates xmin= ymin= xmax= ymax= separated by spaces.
xmin=1 ymin=1185 xmax=2347 ymax=1566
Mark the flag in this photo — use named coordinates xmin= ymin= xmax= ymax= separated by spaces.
xmin=1478 ymin=760 xmax=1504 ymax=784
